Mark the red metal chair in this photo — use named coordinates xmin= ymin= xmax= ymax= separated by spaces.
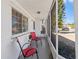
xmin=30 ymin=32 xmax=42 ymax=48
xmin=16 ymin=37 xmax=39 ymax=59
xmin=30 ymin=32 xmax=38 ymax=41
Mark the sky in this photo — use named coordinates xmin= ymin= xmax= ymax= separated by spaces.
xmin=63 ymin=0 xmax=74 ymax=24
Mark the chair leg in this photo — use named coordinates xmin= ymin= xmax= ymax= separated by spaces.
xmin=23 ymin=56 xmax=25 ymax=59
xmin=40 ymin=39 xmax=42 ymax=47
xmin=36 ymin=50 xmax=39 ymax=59
xmin=36 ymin=41 xmax=38 ymax=48
xmin=18 ymin=55 xmax=25 ymax=59
xmin=22 ymin=54 xmax=25 ymax=59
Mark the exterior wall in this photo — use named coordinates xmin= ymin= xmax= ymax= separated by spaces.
xmin=1 ymin=0 xmax=12 ymax=59
xmin=35 ymin=19 xmax=42 ymax=36
xmin=1 ymin=0 xmax=36 ymax=59
xmin=35 ymin=19 xmax=47 ymax=36
xmin=28 ymin=18 xmax=34 ymax=32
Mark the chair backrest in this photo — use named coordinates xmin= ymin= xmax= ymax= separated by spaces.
xmin=16 ymin=37 xmax=25 ymax=57
xmin=30 ymin=32 xmax=37 ymax=40
xmin=16 ymin=36 xmax=31 ymax=57
xmin=17 ymin=34 xmax=30 ymax=49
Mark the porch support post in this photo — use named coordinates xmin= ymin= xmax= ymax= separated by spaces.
xmin=49 ymin=11 xmax=51 ymax=40
xmin=74 ymin=0 xmax=78 ymax=59
xmin=56 ymin=0 xmax=58 ymax=59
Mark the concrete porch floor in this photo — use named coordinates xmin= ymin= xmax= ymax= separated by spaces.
xmin=19 ymin=37 xmax=53 ymax=59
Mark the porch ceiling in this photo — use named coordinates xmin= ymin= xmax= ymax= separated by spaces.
xmin=16 ymin=0 xmax=53 ymax=20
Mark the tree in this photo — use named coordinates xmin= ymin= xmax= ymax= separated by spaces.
xmin=51 ymin=0 xmax=65 ymax=32
xmin=58 ymin=0 xmax=65 ymax=28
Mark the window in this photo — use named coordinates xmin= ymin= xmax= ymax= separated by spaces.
xmin=51 ymin=3 xmax=56 ymax=48
xmin=12 ymin=9 xmax=28 ymax=35
xmin=33 ymin=21 xmax=35 ymax=30
xmin=22 ymin=16 xmax=28 ymax=32
xmin=42 ymin=19 xmax=43 ymax=24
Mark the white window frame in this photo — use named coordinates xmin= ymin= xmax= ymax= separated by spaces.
xmin=10 ymin=0 xmax=30 ymax=38
xmin=56 ymin=0 xmax=58 ymax=59
xmin=12 ymin=8 xmax=28 ymax=35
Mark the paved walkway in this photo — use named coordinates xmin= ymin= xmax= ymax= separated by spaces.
xmin=58 ymin=33 xmax=75 ymax=42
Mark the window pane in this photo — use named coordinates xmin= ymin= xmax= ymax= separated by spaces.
xmin=51 ymin=3 xmax=56 ymax=48
xmin=47 ymin=15 xmax=50 ymax=37
xmin=12 ymin=9 xmax=28 ymax=35
xmin=58 ymin=0 xmax=75 ymax=59
xmin=33 ymin=21 xmax=35 ymax=30
xmin=12 ymin=11 xmax=22 ymax=34
xmin=12 ymin=16 xmax=18 ymax=34
xmin=22 ymin=16 xmax=28 ymax=32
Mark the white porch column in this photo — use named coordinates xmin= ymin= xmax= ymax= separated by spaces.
xmin=56 ymin=0 xmax=58 ymax=59
xmin=74 ymin=0 xmax=78 ymax=59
